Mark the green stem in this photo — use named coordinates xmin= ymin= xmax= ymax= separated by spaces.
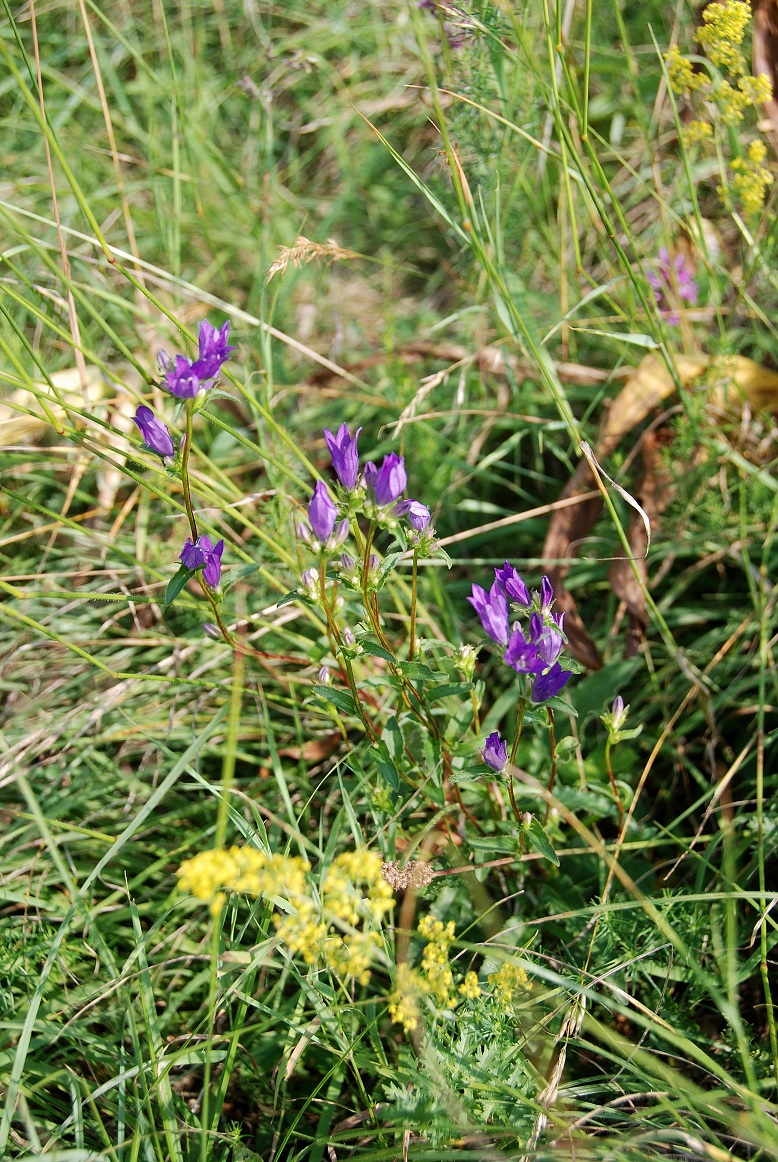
xmin=409 ymin=550 xmax=419 ymax=660
xmin=604 ymin=739 xmax=625 ymax=829
xmin=544 ymin=707 xmax=558 ymax=822
xmin=180 ymin=398 xmax=199 ymax=542
xmin=318 ymin=557 xmax=378 ymax=743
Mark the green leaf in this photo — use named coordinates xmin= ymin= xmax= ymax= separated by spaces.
xmin=525 ymin=819 xmax=559 ymax=866
xmin=165 ymin=564 xmax=197 ymax=608
xmin=360 ymin=639 xmax=396 ymax=664
xmin=276 ymin=589 xmax=302 ymax=607
xmin=399 ymin=661 xmax=443 ymax=682
xmin=426 ymin=681 xmax=473 ymax=703
xmin=372 ymin=740 xmax=400 ymax=792
xmin=382 ymin=716 xmax=404 ymax=762
xmin=311 ymin=684 xmax=358 ymax=716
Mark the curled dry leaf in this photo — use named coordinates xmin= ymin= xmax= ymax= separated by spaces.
xmin=543 ymin=353 xmax=778 ymax=668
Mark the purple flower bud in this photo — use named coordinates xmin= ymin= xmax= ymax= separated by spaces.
xmin=308 ymin=480 xmax=338 ymax=543
xmin=317 ymin=664 xmax=331 ymax=685
xmin=394 ymin=499 xmax=431 ymax=530
xmin=369 ymin=554 xmax=379 ymax=571
xmin=468 ymin=581 xmax=510 ymax=646
xmin=166 ymin=355 xmax=203 ymax=399
xmin=132 ymin=405 xmax=175 ymax=459
xmin=300 ymin=568 xmax=319 ymax=597
xmin=324 ymin=423 xmax=361 ymax=490
xmin=613 ymin=694 xmax=624 ymax=717
xmin=179 ymin=534 xmax=224 ymax=587
xmin=157 ymin=350 xmax=174 ymax=374
xmin=297 ymin=521 xmax=312 ymax=543
xmin=540 ymin=576 xmax=555 ymax=613
xmin=531 ymin=664 xmax=572 ymax=703
xmin=191 ymin=319 xmax=236 ymax=380
xmin=366 ymin=452 xmax=407 ymax=506
xmin=329 ymin=518 xmax=350 ymax=548
xmin=343 ymin=627 xmax=356 ymax=647
xmin=341 ymin=553 xmax=355 ymax=571
xmin=534 ymin=626 xmax=564 ymax=669
xmin=204 ymin=622 xmax=220 ymax=638
xmin=482 ymin=731 xmax=508 ymax=772
xmin=494 ymin=562 xmax=530 ymax=606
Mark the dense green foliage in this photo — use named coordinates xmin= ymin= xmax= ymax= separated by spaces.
xmin=1 ymin=1 xmax=777 ymax=1159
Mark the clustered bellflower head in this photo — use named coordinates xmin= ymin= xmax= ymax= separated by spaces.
xmin=324 ymin=424 xmax=361 ymax=490
xmin=180 ymin=534 xmax=225 ymax=588
xmin=482 ymin=731 xmax=508 ymax=773
xmin=162 ymin=318 xmax=235 ymax=398
xmin=132 ymin=405 xmax=175 ymax=460
xmin=469 ymin=563 xmax=573 ymax=704
xmin=364 ymin=452 xmax=407 ymax=506
xmin=646 ymin=248 xmax=697 ymax=324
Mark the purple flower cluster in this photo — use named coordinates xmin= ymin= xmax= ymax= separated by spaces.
xmin=161 ymin=320 xmax=235 ymax=399
xmin=321 ymin=423 xmax=431 ymax=530
xmin=646 ymin=247 xmax=697 ymax=324
xmin=180 ymin=534 xmax=225 ymax=588
xmin=469 ymin=562 xmax=571 ymax=704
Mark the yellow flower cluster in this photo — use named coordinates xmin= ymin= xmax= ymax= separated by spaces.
xmin=388 ymin=914 xmax=482 ymax=1035
xmin=488 ymin=961 xmax=532 ymax=1010
xmin=177 ymin=846 xmax=393 ymax=983
xmin=665 ymin=44 xmax=704 ymax=96
xmin=718 ymin=74 xmax=773 ymax=123
xmin=177 ymin=846 xmax=311 ymax=917
xmin=728 ymin=140 xmax=774 ymax=214
xmin=693 ymin=0 xmax=750 ymax=74
xmin=682 ymin=119 xmax=713 ymax=147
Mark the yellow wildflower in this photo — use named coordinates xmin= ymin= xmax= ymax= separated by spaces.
xmin=664 ymin=44 xmax=704 ymax=95
xmin=488 ymin=961 xmax=532 ymax=1009
xmin=323 ymin=849 xmax=394 ymax=927
xmin=459 ymin=971 xmax=482 ymax=1000
xmin=322 ymin=930 xmax=381 ymax=985
xmin=738 ymin=73 xmax=773 ymax=106
xmin=682 ymin=119 xmax=713 ymax=147
xmin=726 ymin=139 xmax=774 ymax=214
xmin=388 ymin=963 xmax=423 ymax=1033
xmin=694 ymin=0 xmax=750 ymax=74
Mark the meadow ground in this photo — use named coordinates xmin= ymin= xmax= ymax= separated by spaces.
xmin=1 ymin=1 xmax=778 ymax=1159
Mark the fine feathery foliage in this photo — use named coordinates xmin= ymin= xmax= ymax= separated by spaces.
xmin=1 ymin=1 xmax=778 ymax=1159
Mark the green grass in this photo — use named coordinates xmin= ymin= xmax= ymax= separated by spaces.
xmin=1 ymin=0 xmax=778 ymax=1158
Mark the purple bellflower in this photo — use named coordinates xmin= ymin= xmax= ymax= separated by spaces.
xmin=364 ymin=453 xmax=407 ymax=506
xmin=531 ymin=664 xmax=572 ymax=703
xmin=191 ymin=320 xmax=235 ymax=379
xmin=482 ymin=731 xmax=508 ymax=772
xmin=132 ymin=405 xmax=175 ymax=459
xmin=180 ymin=534 xmax=225 ymax=587
xmin=540 ymin=576 xmax=555 ymax=614
xmin=308 ymin=480 xmax=338 ymax=543
xmin=394 ymin=499 xmax=431 ymax=530
xmin=166 ymin=355 xmax=204 ymax=399
xmin=324 ymin=423 xmax=361 ymax=490
xmin=163 ymin=319 xmax=234 ymax=398
xmin=468 ymin=581 xmax=510 ymax=646
xmin=495 ymin=562 xmax=530 ymax=606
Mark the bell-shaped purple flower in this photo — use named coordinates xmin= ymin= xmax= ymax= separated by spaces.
xmin=308 ymin=480 xmax=338 ymax=543
xmin=495 ymin=562 xmax=530 ymax=606
xmin=132 ymin=405 xmax=175 ymax=459
xmin=180 ymin=534 xmax=224 ymax=587
xmin=365 ymin=453 xmax=407 ymax=506
xmin=191 ymin=319 xmax=235 ymax=379
xmin=324 ymin=423 xmax=361 ymax=490
xmin=468 ymin=581 xmax=510 ymax=646
xmin=531 ymin=664 xmax=572 ymax=703
xmin=482 ymin=731 xmax=508 ymax=772
xmin=394 ymin=499 xmax=431 ymax=530
xmin=166 ymin=355 xmax=203 ymax=399
xmin=504 ymin=624 xmax=542 ymax=674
